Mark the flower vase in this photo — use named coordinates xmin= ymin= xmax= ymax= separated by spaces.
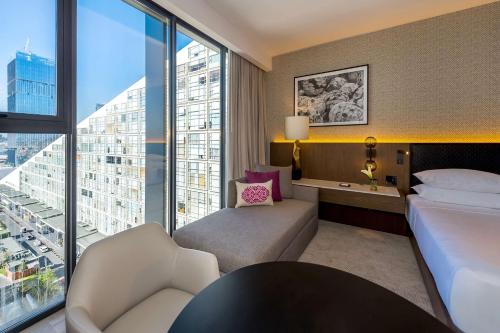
xmin=369 ymin=179 xmax=378 ymax=191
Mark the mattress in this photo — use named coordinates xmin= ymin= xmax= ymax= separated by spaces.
xmin=406 ymin=195 xmax=500 ymax=333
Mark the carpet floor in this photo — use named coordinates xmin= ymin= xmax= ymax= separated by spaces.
xmin=23 ymin=220 xmax=434 ymax=332
xmin=299 ymin=220 xmax=434 ymax=315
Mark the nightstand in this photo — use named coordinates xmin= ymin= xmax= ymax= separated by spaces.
xmin=293 ymin=178 xmax=408 ymax=235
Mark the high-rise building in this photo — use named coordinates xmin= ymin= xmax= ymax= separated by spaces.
xmin=1 ymin=40 xmax=222 ymax=253
xmin=7 ymin=51 xmax=56 ymax=115
xmin=7 ymin=51 xmax=58 ymax=165
xmin=175 ymin=41 xmax=221 ymax=228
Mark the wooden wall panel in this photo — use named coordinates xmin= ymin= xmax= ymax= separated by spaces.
xmin=270 ymin=142 xmax=411 ymax=192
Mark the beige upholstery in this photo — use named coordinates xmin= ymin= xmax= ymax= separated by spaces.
xmin=175 ymin=180 xmax=318 ymax=273
xmin=66 ymin=223 xmax=219 ymax=333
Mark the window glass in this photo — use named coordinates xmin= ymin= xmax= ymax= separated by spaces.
xmin=0 ymin=1 xmax=57 ymax=116
xmin=1 ymin=0 xmax=225 ymax=330
xmin=76 ymin=0 xmax=168 ymax=254
xmin=175 ymin=28 xmax=222 ymax=228
xmin=0 ymin=133 xmax=65 ymax=330
xmin=209 ymin=101 xmax=221 ymax=130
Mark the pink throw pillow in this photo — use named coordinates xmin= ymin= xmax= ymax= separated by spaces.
xmin=245 ymin=170 xmax=282 ymax=201
xmin=235 ymin=180 xmax=274 ymax=208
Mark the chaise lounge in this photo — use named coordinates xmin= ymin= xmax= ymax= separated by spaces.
xmin=174 ymin=177 xmax=319 ymax=273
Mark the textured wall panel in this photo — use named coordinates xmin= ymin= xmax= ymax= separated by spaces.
xmin=265 ymin=2 xmax=500 ymax=145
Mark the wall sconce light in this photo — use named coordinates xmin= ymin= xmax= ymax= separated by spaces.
xmin=364 ymin=136 xmax=377 ymax=171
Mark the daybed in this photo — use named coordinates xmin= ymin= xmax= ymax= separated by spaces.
xmin=174 ymin=177 xmax=319 ymax=273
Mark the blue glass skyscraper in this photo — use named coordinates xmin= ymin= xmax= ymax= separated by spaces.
xmin=6 ymin=51 xmax=58 ymax=165
xmin=7 ymin=51 xmax=56 ymax=115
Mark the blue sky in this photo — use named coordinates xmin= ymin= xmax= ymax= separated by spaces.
xmin=0 ymin=0 xmax=56 ymax=112
xmin=0 ymin=0 xmax=191 ymax=121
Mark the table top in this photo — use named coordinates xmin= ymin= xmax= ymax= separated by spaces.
xmin=293 ymin=178 xmax=401 ymax=197
xmin=169 ymin=262 xmax=452 ymax=333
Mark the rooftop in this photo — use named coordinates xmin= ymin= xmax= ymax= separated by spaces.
xmin=6 ymin=256 xmax=39 ymax=271
xmin=36 ymin=209 xmax=63 ymax=220
xmin=22 ymin=203 xmax=50 ymax=214
xmin=11 ymin=196 xmax=38 ymax=206
xmin=0 ymin=237 xmax=26 ymax=254
xmin=76 ymin=231 xmax=106 ymax=249
xmin=0 ymin=185 xmax=25 ymax=198
xmin=41 ymin=215 xmax=64 ymax=232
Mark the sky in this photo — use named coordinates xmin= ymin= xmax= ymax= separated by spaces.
xmin=0 ymin=0 xmax=56 ymax=113
xmin=0 ymin=0 xmax=192 ymax=121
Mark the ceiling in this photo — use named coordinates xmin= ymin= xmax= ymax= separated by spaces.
xmin=205 ymin=0 xmax=497 ymax=57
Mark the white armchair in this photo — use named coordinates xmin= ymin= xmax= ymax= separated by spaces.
xmin=65 ymin=223 xmax=219 ymax=333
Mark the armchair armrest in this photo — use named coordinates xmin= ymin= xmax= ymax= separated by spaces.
xmin=171 ymin=247 xmax=220 ymax=295
xmin=66 ymin=307 xmax=103 ymax=333
xmin=292 ymin=185 xmax=319 ymax=211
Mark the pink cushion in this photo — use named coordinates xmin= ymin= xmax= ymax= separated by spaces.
xmin=245 ymin=170 xmax=282 ymax=201
xmin=235 ymin=180 xmax=274 ymax=208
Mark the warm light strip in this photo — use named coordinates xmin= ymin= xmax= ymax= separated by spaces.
xmin=273 ymin=138 xmax=500 ymax=144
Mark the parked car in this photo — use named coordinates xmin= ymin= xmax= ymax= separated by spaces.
xmin=26 ymin=234 xmax=35 ymax=241
xmin=34 ymin=239 xmax=42 ymax=246
xmin=20 ymin=227 xmax=27 ymax=233
xmin=40 ymin=245 xmax=50 ymax=253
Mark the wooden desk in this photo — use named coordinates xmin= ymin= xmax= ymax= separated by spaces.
xmin=293 ymin=178 xmax=401 ymax=197
xmin=293 ymin=178 xmax=408 ymax=235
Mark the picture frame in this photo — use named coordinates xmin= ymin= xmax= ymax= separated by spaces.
xmin=294 ymin=65 xmax=368 ymax=127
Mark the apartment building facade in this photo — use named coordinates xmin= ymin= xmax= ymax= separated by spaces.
xmin=175 ymin=41 xmax=222 ymax=228
xmin=2 ymin=40 xmax=222 ymax=244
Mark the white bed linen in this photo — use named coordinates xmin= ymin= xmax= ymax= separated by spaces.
xmin=406 ymin=195 xmax=500 ymax=333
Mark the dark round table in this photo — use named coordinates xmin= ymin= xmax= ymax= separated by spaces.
xmin=169 ymin=262 xmax=453 ymax=333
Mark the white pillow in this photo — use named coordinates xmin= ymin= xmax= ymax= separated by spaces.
xmin=414 ymin=169 xmax=500 ymax=193
xmin=413 ymin=184 xmax=500 ymax=209
xmin=235 ymin=180 xmax=274 ymax=208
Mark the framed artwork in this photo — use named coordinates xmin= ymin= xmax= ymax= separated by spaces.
xmin=294 ymin=65 xmax=368 ymax=126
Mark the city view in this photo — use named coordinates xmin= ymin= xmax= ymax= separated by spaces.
xmin=0 ymin=0 xmax=222 ymax=328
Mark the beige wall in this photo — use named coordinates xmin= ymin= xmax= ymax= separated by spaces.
xmin=265 ymin=2 xmax=500 ymax=145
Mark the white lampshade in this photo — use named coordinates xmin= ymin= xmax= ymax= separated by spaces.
xmin=285 ymin=116 xmax=309 ymax=140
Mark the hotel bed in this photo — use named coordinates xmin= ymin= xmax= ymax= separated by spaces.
xmin=406 ymin=195 xmax=500 ymax=333
xmin=408 ymin=144 xmax=500 ymax=333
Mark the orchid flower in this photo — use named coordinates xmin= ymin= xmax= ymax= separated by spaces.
xmin=361 ymin=165 xmax=374 ymax=179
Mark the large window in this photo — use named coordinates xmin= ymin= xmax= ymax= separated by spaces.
xmin=76 ymin=0 xmax=171 ymax=256
xmin=0 ymin=0 xmax=226 ymax=330
xmin=0 ymin=0 xmax=67 ymax=330
xmin=0 ymin=1 xmax=57 ymax=118
xmin=0 ymin=133 xmax=65 ymax=331
xmin=175 ymin=27 xmax=223 ymax=229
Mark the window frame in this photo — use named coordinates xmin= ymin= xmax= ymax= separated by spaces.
xmin=169 ymin=19 xmax=227 ymax=234
xmin=0 ymin=0 xmax=71 ymax=134
xmin=2 ymin=0 xmax=227 ymax=330
xmin=0 ymin=0 xmax=76 ymax=332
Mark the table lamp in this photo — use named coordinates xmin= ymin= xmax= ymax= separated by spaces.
xmin=285 ymin=116 xmax=309 ymax=180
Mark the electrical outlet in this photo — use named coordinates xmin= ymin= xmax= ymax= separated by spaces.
xmin=385 ymin=175 xmax=397 ymax=186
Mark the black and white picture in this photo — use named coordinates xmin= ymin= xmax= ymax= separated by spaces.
xmin=294 ymin=65 xmax=368 ymax=126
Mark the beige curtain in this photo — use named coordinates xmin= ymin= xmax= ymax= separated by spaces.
xmin=228 ymin=52 xmax=267 ymax=179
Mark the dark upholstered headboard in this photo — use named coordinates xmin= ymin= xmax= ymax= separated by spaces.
xmin=409 ymin=144 xmax=500 ymax=187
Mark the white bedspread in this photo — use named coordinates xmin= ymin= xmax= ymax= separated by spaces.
xmin=406 ymin=195 xmax=500 ymax=333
